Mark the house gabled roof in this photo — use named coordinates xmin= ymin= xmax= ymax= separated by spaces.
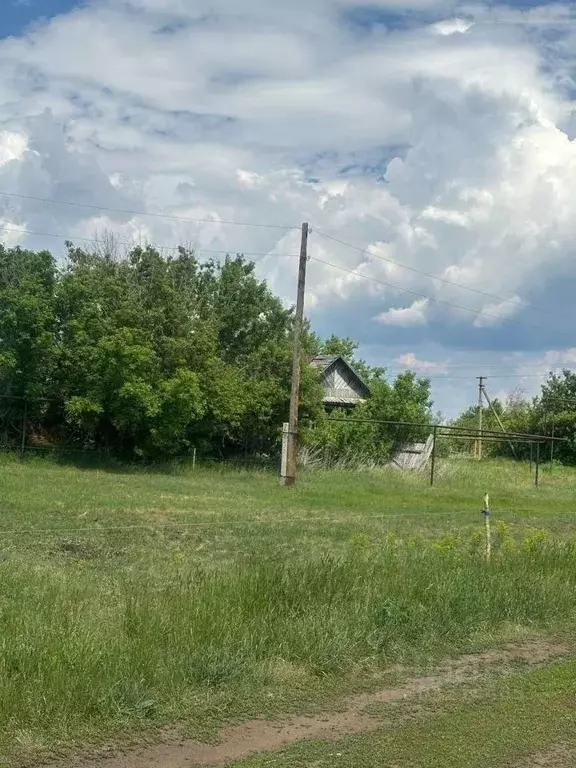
xmin=309 ymin=355 xmax=371 ymax=400
xmin=309 ymin=355 xmax=340 ymax=373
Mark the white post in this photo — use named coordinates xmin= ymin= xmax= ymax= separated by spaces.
xmin=192 ymin=447 xmax=197 ymax=472
xmin=280 ymin=423 xmax=290 ymax=485
xmin=483 ymin=493 xmax=491 ymax=563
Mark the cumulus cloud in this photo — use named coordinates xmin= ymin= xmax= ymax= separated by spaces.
xmin=0 ymin=0 xmax=576 ymax=416
xmin=431 ymin=18 xmax=474 ymax=35
xmin=509 ymin=348 xmax=576 ymax=378
xmin=473 ymin=296 xmax=524 ymax=328
xmin=375 ymin=299 xmax=429 ymax=327
xmin=0 ymin=132 xmax=27 ymax=167
xmin=395 ymin=352 xmax=450 ymax=373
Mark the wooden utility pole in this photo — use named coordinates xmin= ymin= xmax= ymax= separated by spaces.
xmin=482 ymin=385 xmax=517 ymax=459
xmin=282 ymin=223 xmax=309 ymax=486
xmin=476 ymin=376 xmax=485 ymax=460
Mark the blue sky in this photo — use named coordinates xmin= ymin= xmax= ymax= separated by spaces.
xmin=1 ymin=0 xmax=82 ymax=37
xmin=1 ymin=0 xmax=576 ymax=416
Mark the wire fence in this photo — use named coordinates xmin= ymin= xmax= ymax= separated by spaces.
xmin=0 ymin=395 xmax=280 ymax=471
xmin=322 ymin=417 xmax=566 ymax=487
xmin=0 ymin=398 xmax=567 ymax=487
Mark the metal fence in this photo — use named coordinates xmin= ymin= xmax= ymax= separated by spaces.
xmin=325 ymin=417 xmax=566 ymax=487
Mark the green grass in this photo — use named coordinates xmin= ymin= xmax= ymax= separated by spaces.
xmin=0 ymin=454 xmax=575 ymax=764
xmin=229 ymin=659 xmax=576 ymax=767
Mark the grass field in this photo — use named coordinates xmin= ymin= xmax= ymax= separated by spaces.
xmin=1 ymin=453 xmax=576 ymax=766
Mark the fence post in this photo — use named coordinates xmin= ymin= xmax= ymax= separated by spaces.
xmin=20 ymin=399 xmax=28 ymax=457
xmin=280 ymin=423 xmax=290 ymax=484
xmin=550 ymin=420 xmax=555 ymax=472
xmin=535 ymin=442 xmax=540 ymax=487
xmin=483 ymin=494 xmax=491 ymax=563
xmin=430 ymin=425 xmax=438 ymax=487
xmin=192 ymin=447 xmax=197 ymax=472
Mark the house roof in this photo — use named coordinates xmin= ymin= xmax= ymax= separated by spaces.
xmin=323 ymin=395 xmax=365 ymax=406
xmin=309 ymin=355 xmax=371 ymax=399
xmin=309 ymin=355 xmax=339 ymax=372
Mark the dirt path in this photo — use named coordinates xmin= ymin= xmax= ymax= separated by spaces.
xmin=63 ymin=640 xmax=568 ymax=768
xmin=510 ymin=743 xmax=576 ymax=767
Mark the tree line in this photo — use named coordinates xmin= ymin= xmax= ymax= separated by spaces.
xmin=3 ymin=242 xmax=573 ymax=464
xmin=0 ymin=243 xmax=432 ymax=460
xmin=449 ymin=377 xmax=576 ymax=464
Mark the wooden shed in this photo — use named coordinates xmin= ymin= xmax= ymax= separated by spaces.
xmin=309 ymin=355 xmax=371 ymax=411
xmin=390 ymin=435 xmax=434 ymax=472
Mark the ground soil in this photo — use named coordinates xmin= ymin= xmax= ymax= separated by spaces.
xmin=512 ymin=744 xmax=576 ymax=767
xmin=58 ymin=640 xmax=569 ymax=768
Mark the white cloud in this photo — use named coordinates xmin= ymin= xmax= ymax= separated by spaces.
xmin=473 ymin=296 xmax=523 ymax=327
xmin=0 ymin=0 xmax=576 ymax=419
xmin=375 ymin=299 xmax=429 ymax=327
xmin=431 ymin=18 xmax=474 ymax=35
xmin=0 ymin=132 xmax=28 ymax=166
xmin=395 ymin=352 xmax=450 ymax=373
xmin=510 ymin=348 xmax=576 ymax=377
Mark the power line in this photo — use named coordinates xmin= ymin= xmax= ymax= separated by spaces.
xmin=0 ymin=192 xmax=567 ymax=321
xmin=312 ymin=229 xmax=574 ymax=324
xmin=0 ymin=509 xmax=563 ymax=538
xmin=309 ymin=255 xmax=557 ymax=333
xmin=391 ymin=362 xmax=574 ymax=373
xmin=0 ymin=225 xmax=564 ymax=377
xmin=387 ymin=372 xmax=551 ymax=381
xmin=472 ymin=16 xmax=576 ymax=27
xmin=0 ymin=224 xmax=298 ymax=258
xmin=538 ymin=396 xmax=576 ymax=407
xmin=0 ymin=191 xmax=298 ymax=231
xmin=0 ymin=510 xmax=466 ymax=537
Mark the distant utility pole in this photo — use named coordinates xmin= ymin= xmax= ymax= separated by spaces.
xmin=476 ymin=376 xmax=485 ymax=460
xmin=282 ymin=222 xmax=309 ymax=486
xmin=481 ymin=383 xmax=517 ymax=459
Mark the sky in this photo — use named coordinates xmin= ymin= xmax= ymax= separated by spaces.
xmin=1 ymin=0 xmax=576 ymax=417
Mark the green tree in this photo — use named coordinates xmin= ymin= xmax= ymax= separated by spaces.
xmin=311 ymin=333 xmax=385 ymax=383
xmin=0 ymin=246 xmax=56 ymax=400
xmin=0 ymin=246 xmax=57 ymax=444
xmin=533 ymin=371 xmax=576 ymax=463
xmin=51 ymin=245 xmax=323 ymax=458
xmin=307 ymin=370 xmax=433 ymax=465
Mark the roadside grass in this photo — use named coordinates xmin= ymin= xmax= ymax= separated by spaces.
xmin=0 ymin=454 xmax=575 ymax=764
xmin=227 ymin=659 xmax=576 ymax=768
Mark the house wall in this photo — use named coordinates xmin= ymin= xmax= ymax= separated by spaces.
xmin=322 ymin=360 xmax=366 ymax=401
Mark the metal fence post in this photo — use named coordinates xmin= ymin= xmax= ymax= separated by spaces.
xmin=430 ymin=425 xmax=438 ymax=487
xmin=535 ymin=442 xmax=540 ymax=487
xmin=483 ymin=494 xmax=491 ymax=563
xmin=20 ymin=399 xmax=28 ymax=457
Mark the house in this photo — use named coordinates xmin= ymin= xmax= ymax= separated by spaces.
xmin=309 ymin=355 xmax=370 ymax=411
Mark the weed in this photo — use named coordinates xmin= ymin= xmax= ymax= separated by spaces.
xmin=0 ymin=455 xmax=575 ymax=761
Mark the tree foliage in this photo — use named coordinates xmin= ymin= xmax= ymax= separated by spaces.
xmin=0 ymin=242 xmax=438 ymax=461
xmin=0 ymin=246 xmax=56 ymax=400
xmin=1 ymin=244 xmax=325 ymax=458
xmin=306 ymin=346 xmax=433 ymax=464
xmin=450 ymin=374 xmax=576 ymax=464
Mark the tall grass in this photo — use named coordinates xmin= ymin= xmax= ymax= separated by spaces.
xmin=2 ymin=530 xmax=576 ymax=754
xmin=2 ymin=455 xmax=576 ymax=760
